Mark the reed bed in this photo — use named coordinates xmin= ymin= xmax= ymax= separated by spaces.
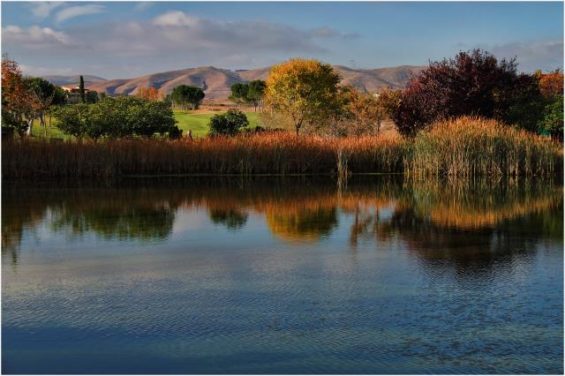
xmin=2 ymin=118 xmax=561 ymax=179
xmin=408 ymin=116 xmax=562 ymax=177
xmin=2 ymin=133 xmax=407 ymax=179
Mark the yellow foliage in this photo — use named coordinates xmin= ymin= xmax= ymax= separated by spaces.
xmin=264 ymin=58 xmax=341 ymax=135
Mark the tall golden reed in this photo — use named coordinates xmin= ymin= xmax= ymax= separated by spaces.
xmin=2 ymin=133 xmax=407 ymax=178
xmin=407 ymin=117 xmax=562 ymax=177
xmin=2 ymin=117 xmax=561 ymax=178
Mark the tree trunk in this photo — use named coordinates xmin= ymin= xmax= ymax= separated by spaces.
xmin=26 ymin=119 xmax=34 ymax=137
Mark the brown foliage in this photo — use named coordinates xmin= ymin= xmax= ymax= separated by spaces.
xmin=135 ymin=86 xmax=161 ymax=101
xmin=538 ymin=71 xmax=564 ymax=98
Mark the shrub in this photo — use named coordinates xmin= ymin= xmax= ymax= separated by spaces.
xmin=209 ymin=109 xmax=249 ymax=136
xmin=54 ymin=96 xmax=177 ymax=139
xmin=168 ymin=126 xmax=183 ymax=140
xmin=391 ymin=49 xmax=544 ymax=136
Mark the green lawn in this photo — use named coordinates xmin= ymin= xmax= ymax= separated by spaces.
xmin=29 ymin=110 xmax=261 ymax=139
xmin=174 ymin=110 xmax=261 ymax=137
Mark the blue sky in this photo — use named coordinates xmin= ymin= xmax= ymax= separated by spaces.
xmin=2 ymin=1 xmax=563 ymax=78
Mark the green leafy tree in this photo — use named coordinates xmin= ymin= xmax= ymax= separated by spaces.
xmin=541 ymin=95 xmax=564 ymax=141
xmin=24 ymin=77 xmax=61 ymax=135
xmin=54 ymin=97 xmax=178 ymax=140
xmin=53 ymin=104 xmax=90 ymax=138
xmin=230 ymin=80 xmax=266 ymax=111
xmin=86 ymin=90 xmax=99 ymax=104
xmin=247 ymin=80 xmax=266 ymax=111
xmin=230 ymin=83 xmax=248 ymax=103
xmin=209 ymin=109 xmax=249 ymax=136
xmin=170 ymin=85 xmax=205 ymax=110
xmin=79 ymin=75 xmax=86 ymax=103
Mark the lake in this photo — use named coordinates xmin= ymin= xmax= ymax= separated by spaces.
xmin=2 ymin=177 xmax=563 ymax=374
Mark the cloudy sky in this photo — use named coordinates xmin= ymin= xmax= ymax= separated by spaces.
xmin=2 ymin=1 xmax=563 ymax=79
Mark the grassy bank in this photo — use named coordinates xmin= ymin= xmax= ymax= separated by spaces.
xmin=3 ymin=117 xmax=561 ymax=179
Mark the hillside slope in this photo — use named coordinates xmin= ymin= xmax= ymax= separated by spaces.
xmin=46 ymin=64 xmax=424 ymax=100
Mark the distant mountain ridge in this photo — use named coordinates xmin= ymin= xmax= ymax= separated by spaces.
xmin=42 ymin=75 xmax=106 ymax=87
xmin=42 ymin=65 xmax=424 ymax=101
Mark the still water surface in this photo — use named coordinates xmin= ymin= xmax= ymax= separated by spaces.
xmin=2 ymin=177 xmax=563 ymax=374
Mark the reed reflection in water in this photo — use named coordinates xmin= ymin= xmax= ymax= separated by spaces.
xmin=2 ymin=177 xmax=563 ymax=374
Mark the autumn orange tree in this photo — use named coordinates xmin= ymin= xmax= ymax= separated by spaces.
xmin=537 ymin=70 xmax=564 ymax=97
xmin=136 ymin=87 xmax=161 ymax=102
xmin=264 ymin=58 xmax=341 ymax=135
xmin=342 ymin=87 xmax=386 ymax=136
xmin=1 ymin=56 xmax=37 ymax=136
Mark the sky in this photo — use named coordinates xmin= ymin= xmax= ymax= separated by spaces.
xmin=2 ymin=1 xmax=563 ymax=79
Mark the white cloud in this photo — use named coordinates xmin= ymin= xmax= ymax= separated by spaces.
xmin=153 ymin=11 xmax=200 ymax=27
xmin=55 ymin=4 xmax=105 ymax=23
xmin=2 ymin=25 xmax=73 ymax=47
xmin=2 ymin=11 xmax=356 ymax=76
xmin=29 ymin=2 xmax=64 ymax=19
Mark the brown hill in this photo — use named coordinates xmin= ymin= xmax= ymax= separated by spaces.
xmin=54 ymin=64 xmax=424 ymax=101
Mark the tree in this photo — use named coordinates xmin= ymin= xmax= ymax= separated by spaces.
xmin=247 ymin=80 xmax=266 ymax=112
xmin=136 ymin=87 xmax=161 ymax=101
xmin=230 ymin=83 xmax=248 ymax=104
xmin=504 ymin=74 xmax=545 ymax=133
xmin=209 ymin=109 xmax=249 ymax=136
xmin=85 ymin=90 xmax=99 ymax=104
xmin=230 ymin=81 xmax=266 ymax=111
xmin=231 ymin=80 xmax=266 ymax=112
xmin=540 ymin=95 xmax=564 ymax=141
xmin=538 ymin=70 xmax=563 ymax=97
xmin=1 ymin=57 xmax=36 ymax=136
xmin=390 ymin=49 xmax=537 ymax=136
xmin=54 ymin=96 xmax=178 ymax=139
xmin=79 ymin=75 xmax=86 ymax=103
xmin=339 ymin=87 xmax=385 ymax=136
xmin=170 ymin=85 xmax=205 ymax=110
xmin=24 ymin=77 xmax=62 ymax=136
xmin=534 ymin=70 xmax=563 ymax=141
xmin=264 ymin=58 xmax=341 ymax=135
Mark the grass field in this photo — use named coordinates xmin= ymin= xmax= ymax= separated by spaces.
xmin=30 ymin=110 xmax=262 ymax=139
xmin=174 ymin=110 xmax=261 ymax=137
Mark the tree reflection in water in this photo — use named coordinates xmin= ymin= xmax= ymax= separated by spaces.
xmin=2 ymin=177 xmax=562 ymax=270
xmin=209 ymin=208 xmax=248 ymax=230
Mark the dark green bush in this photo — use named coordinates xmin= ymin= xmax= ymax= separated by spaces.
xmin=54 ymin=97 xmax=177 ymax=139
xmin=209 ymin=109 xmax=249 ymax=136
